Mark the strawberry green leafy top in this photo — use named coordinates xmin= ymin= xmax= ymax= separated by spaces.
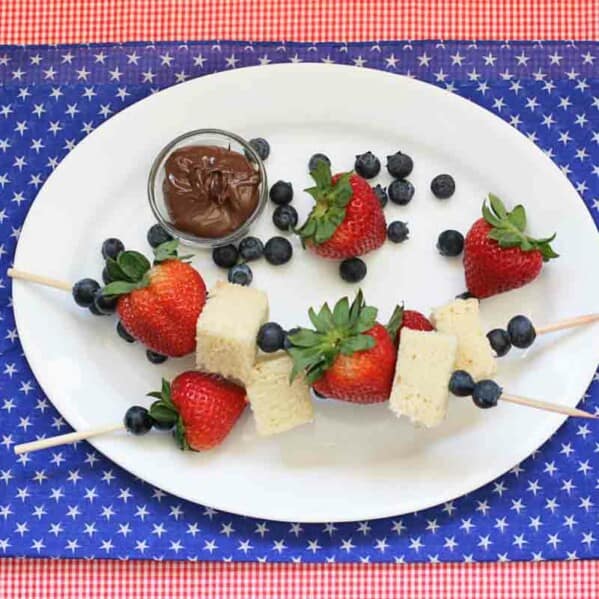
xmin=287 ymin=291 xmax=401 ymax=384
xmin=483 ymin=194 xmax=558 ymax=262
xmin=297 ymin=160 xmax=354 ymax=245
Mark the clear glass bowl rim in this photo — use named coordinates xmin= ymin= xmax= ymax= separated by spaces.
xmin=147 ymin=128 xmax=268 ymax=248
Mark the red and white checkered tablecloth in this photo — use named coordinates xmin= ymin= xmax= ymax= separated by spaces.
xmin=0 ymin=0 xmax=598 ymax=43
xmin=1 ymin=1 xmax=598 ymax=598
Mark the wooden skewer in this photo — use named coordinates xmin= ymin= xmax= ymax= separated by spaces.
xmin=8 ymin=267 xmax=599 ymax=336
xmin=536 ymin=313 xmax=599 ymax=335
xmin=14 ymin=391 xmax=597 ymax=455
xmin=14 ymin=424 xmax=125 ymax=455
xmin=501 ymin=393 xmax=598 ymax=420
xmin=8 ymin=268 xmax=71 ymax=292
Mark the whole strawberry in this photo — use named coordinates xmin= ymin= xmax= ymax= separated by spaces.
xmin=287 ymin=291 xmax=397 ymax=404
xmin=463 ymin=194 xmax=558 ymax=299
xmin=148 ymin=372 xmax=247 ymax=450
xmin=102 ymin=241 xmax=206 ymax=356
xmin=297 ymin=161 xmax=386 ymax=259
xmin=387 ymin=305 xmax=434 ymax=345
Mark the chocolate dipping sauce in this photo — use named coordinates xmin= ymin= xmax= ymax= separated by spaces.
xmin=163 ymin=145 xmax=261 ymax=238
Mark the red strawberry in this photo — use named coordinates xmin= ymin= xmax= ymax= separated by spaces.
xmin=463 ymin=194 xmax=558 ymax=299
xmin=387 ymin=306 xmax=434 ymax=345
xmin=297 ymin=161 xmax=386 ymax=259
xmin=148 ymin=372 xmax=246 ymax=450
xmin=102 ymin=242 xmax=206 ymax=357
xmin=287 ymin=292 xmax=397 ymax=404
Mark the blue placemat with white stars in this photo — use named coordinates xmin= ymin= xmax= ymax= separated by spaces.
xmin=0 ymin=41 xmax=597 ymax=563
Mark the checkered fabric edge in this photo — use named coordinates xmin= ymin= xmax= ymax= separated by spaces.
xmin=0 ymin=0 xmax=598 ymax=44
xmin=1 ymin=559 xmax=598 ymax=599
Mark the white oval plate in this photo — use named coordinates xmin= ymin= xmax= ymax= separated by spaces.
xmin=13 ymin=64 xmax=599 ymax=522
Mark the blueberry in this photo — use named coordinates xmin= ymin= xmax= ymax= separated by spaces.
xmin=239 ymin=236 xmax=264 ymax=261
xmin=228 ymin=263 xmax=253 ymax=286
xmin=372 ymin=184 xmax=388 ymax=208
xmin=102 ymin=265 xmax=114 ymax=285
xmin=124 ymin=406 xmax=153 ymax=435
xmin=264 ymin=237 xmax=293 ymax=265
xmin=273 ymin=204 xmax=298 ymax=231
xmin=93 ymin=290 xmax=118 ymax=315
xmin=248 ymin=137 xmax=270 ymax=161
xmin=101 ymin=238 xmax=125 ymax=260
xmin=146 ymin=350 xmax=168 ymax=364
xmin=456 ymin=291 xmax=474 ymax=300
xmin=212 ymin=244 xmax=239 ymax=268
xmin=354 ymin=151 xmax=381 ymax=179
xmin=388 ymin=179 xmax=415 ymax=205
xmin=472 ymin=379 xmax=502 ymax=409
xmin=437 ymin=230 xmax=464 ymax=257
xmin=88 ymin=302 xmax=106 ymax=316
xmin=507 ymin=315 xmax=536 ymax=349
xmin=386 ymin=152 xmax=413 ymax=179
xmin=269 ymin=181 xmax=293 ymax=205
xmin=387 ymin=221 xmax=410 ymax=243
xmin=431 ymin=174 xmax=456 ymax=199
xmin=448 ymin=370 xmax=475 ymax=397
xmin=117 ymin=321 xmax=136 ymax=343
xmin=72 ymin=278 xmax=101 ymax=308
xmin=308 ymin=153 xmax=331 ymax=172
xmin=339 ymin=257 xmax=367 ymax=283
xmin=487 ymin=329 xmax=511 ymax=357
xmin=147 ymin=224 xmax=173 ymax=248
xmin=257 ymin=322 xmax=285 ymax=353
xmin=283 ymin=327 xmax=300 ymax=350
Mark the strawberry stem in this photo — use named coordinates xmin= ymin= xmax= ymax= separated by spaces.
xmin=482 ymin=194 xmax=558 ymax=262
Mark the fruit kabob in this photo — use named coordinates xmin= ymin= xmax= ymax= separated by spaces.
xmin=14 ymin=288 xmax=598 ymax=457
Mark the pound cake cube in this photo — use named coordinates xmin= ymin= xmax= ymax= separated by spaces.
xmin=196 ymin=281 xmax=268 ymax=385
xmin=389 ymin=329 xmax=457 ymax=428
xmin=430 ymin=298 xmax=496 ymax=381
xmin=246 ymin=354 xmax=314 ymax=436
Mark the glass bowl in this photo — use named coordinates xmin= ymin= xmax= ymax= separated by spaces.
xmin=147 ymin=129 xmax=268 ymax=249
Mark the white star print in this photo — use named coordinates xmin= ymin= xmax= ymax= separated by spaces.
xmin=160 ymin=53 xmax=174 ymax=67
xmin=135 ymin=540 xmax=148 ymax=553
xmin=515 ymin=52 xmax=530 ymax=65
xmin=307 ymin=539 xmax=322 ymax=553
xmin=340 ymin=538 xmax=355 ymax=552
xmin=563 ymin=515 xmax=577 ymax=530
xmin=220 ymin=522 xmax=234 ymax=537
xmin=135 ymin=505 xmax=149 ymax=520
xmin=31 ymin=505 xmax=46 ymax=518
xmin=581 ymin=531 xmax=596 ymax=548
xmin=225 ymin=54 xmax=239 ymax=68
xmin=408 ymin=537 xmax=424 ymax=552
xmin=483 ymin=52 xmax=497 ymax=66
xmin=460 ymin=518 xmax=475 ymax=533
xmin=102 ymin=470 xmax=115 ymax=484
xmin=109 ymin=67 xmax=122 ymax=81
xmin=273 ymin=540 xmax=287 ymax=553
xmin=61 ymin=51 xmax=74 ymax=63
xmin=548 ymin=52 xmax=563 ymax=65
xmin=513 ymin=534 xmax=528 ymax=549
xmin=76 ymin=67 xmax=90 ymax=80
xmin=49 ymin=523 xmax=63 ymax=536
xmin=581 ymin=52 xmax=595 ymax=64
xmin=65 ymin=539 xmax=80 ymax=552
xmin=385 ymin=54 xmax=399 ymax=69
xmin=545 ymin=498 xmax=559 ymax=513
xmin=495 ymin=518 xmax=509 ymax=533
xmin=443 ymin=536 xmax=457 ymax=551
xmin=203 ymin=539 xmax=217 ymax=553
xmin=478 ymin=535 xmax=492 ymax=550
xmin=31 ymin=539 xmax=45 ymax=553
xmin=126 ymin=52 xmax=140 ymax=64
xmin=186 ymin=523 xmax=200 ymax=536
xmin=193 ymin=54 xmax=206 ymax=67
xmin=118 ymin=524 xmax=132 ymax=538
xmin=352 ymin=56 xmax=367 ymax=68
xmin=142 ymin=70 xmax=155 ymax=83
xmin=289 ymin=523 xmax=303 ymax=536
xmin=323 ymin=523 xmax=337 ymax=536
xmin=174 ymin=71 xmax=187 ymax=83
